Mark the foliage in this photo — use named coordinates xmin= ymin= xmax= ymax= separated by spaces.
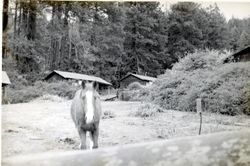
xmin=119 ymin=85 xmax=151 ymax=101
xmin=227 ymin=17 xmax=250 ymax=51
xmin=172 ymin=50 xmax=223 ymax=71
xmin=123 ymin=2 xmax=168 ymax=75
xmin=166 ymin=2 xmax=228 ymax=63
xmin=127 ymin=82 xmax=143 ymax=90
xmin=3 ymin=1 xmax=250 ymax=105
xmin=130 ymin=103 xmax=164 ymax=118
xmin=145 ymin=51 xmax=250 ymax=115
xmin=7 ymin=81 xmax=78 ymax=103
xmin=4 ymin=1 xmax=246 ymax=87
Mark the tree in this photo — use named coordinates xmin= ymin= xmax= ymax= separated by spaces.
xmin=204 ymin=4 xmax=228 ymax=50
xmin=166 ymin=2 xmax=229 ymax=64
xmin=123 ymin=2 xmax=167 ymax=76
xmin=167 ymin=2 xmax=203 ymax=60
xmin=227 ymin=17 xmax=250 ymax=50
xmin=238 ymin=31 xmax=250 ymax=48
xmin=228 ymin=26 xmax=241 ymax=51
xmin=94 ymin=2 xmax=126 ymax=86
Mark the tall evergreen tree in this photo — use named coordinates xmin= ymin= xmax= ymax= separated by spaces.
xmin=123 ymin=2 xmax=167 ymax=76
xmin=238 ymin=30 xmax=250 ymax=48
xmin=167 ymin=2 xmax=203 ymax=60
xmin=204 ymin=4 xmax=228 ymax=50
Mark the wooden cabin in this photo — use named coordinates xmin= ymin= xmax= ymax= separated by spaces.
xmin=119 ymin=73 xmax=156 ymax=89
xmin=2 ymin=71 xmax=11 ymax=104
xmin=224 ymin=46 xmax=250 ymax=63
xmin=44 ymin=70 xmax=112 ymax=93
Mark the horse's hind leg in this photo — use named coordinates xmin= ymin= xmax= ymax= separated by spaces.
xmin=78 ymin=128 xmax=87 ymax=150
xmin=91 ymin=128 xmax=99 ymax=149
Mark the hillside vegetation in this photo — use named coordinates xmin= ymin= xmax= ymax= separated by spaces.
xmin=3 ymin=1 xmax=250 ymax=87
xmin=137 ymin=51 xmax=250 ymax=115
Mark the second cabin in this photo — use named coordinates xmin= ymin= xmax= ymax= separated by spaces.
xmin=119 ymin=73 xmax=156 ymax=89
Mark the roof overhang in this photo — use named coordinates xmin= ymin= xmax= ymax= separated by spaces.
xmin=120 ymin=73 xmax=156 ymax=82
xmin=45 ymin=70 xmax=112 ymax=86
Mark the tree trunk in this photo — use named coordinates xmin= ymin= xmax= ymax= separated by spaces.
xmin=3 ymin=0 xmax=9 ymax=32
xmin=13 ymin=0 xmax=18 ymax=38
xmin=133 ymin=20 xmax=140 ymax=74
xmin=69 ymin=38 xmax=72 ymax=59
xmin=21 ymin=2 xmax=28 ymax=37
xmin=75 ymin=45 xmax=78 ymax=60
xmin=27 ymin=0 xmax=37 ymax=40
xmin=17 ymin=2 xmax=22 ymax=35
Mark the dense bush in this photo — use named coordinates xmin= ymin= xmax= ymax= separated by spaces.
xmin=7 ymin=86 xmax=42 ymax=103
xmin=172 ymin=50 xmax=228 ymax=71
xmin=119 ymin=84 xmax=151 ymax=101
xmin=7 ymin=81 xmax=79 ymax=103
xmin=34 ymin=81 xmax=78 ymax=99
xmin=144 ymin=50 xmax=250 ymax=115
xmin=130 ymin=103 xmax=164 ymax=118
xmin=127 ymin=82 xmax=143 ymax=90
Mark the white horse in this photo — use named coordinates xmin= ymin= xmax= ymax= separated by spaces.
xmin=71 ymin=81 xmax=102 ymax=150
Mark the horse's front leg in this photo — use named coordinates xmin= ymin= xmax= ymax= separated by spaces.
xmin=91 ymin=128 xmax=99 ymax=149
xmin=78 ymin=128 xmax=87 ymax=150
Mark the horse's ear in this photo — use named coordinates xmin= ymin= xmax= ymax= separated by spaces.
xmin=81 ymin=81 xmax=86 ymax=89
xmin=93 ymin=81 xmax=98 ymax=90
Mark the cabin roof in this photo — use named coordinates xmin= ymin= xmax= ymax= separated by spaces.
xmin=45 ymin=70 xmax=112 ymax=86
xmin=2 ymin=71 xmax=11 ymax=85
xmin=224 ymin=46 xmax=250 ymax=63
xmin=120 ymin=73 xmax=157 ymax=82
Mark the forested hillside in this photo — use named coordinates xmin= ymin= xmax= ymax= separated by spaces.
xmin=2 ymin=1 xmax=250 ymax=87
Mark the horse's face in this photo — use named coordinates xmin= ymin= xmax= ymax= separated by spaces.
xmin=81 ymin=81 xmax=98 ymax=123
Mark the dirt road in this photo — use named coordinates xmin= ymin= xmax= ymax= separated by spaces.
xmin=2 ymin=100 xmax=250 ymax=158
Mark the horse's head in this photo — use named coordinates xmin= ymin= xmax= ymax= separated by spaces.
xmin=81 ymin=80 xmax=98 ymax=92
xmin=81 ymin=81 xmax=98 ymax=123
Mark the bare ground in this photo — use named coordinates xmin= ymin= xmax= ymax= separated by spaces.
xmin=2 ymin=100 xmax=250 ymax=158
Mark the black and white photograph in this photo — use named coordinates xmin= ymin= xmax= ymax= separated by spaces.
xmin=1 ymin=0 xmax=250 ymax=165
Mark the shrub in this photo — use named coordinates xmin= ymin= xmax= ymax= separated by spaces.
xmin=7 ymin=86 xmax=42 ymax=103
xmin=119 ymin=87 xmax=151 ymax=101
xmin=130 ymin=103 xmax=164 ymax=118
xmin=127 ymin=82 xmax=143 ymax=90
xmin=200 ymin=62 xmax=250 ymax=115
xmin=119 ymin=82 xmax=152 ymax=101
xmin=172 ymin=50 xmax=224 ymax=72
xmin=142 ymin=50 xmax=250 ymax=115
xmin=7 ymin=81 xmax=79 ymax=103
xmin=37 ymin=81 xmax=78 ymax=99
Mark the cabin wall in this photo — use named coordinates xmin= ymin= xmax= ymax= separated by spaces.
xmin=120 ymin=75 xmax=148 ymax=89
xmin=2 ymin=84 xmax=9 ymax=104
xmin=238 ymin=52 xmax=250 ymax=62
xmin=45 ymin=74 xmax=65 ymax=82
